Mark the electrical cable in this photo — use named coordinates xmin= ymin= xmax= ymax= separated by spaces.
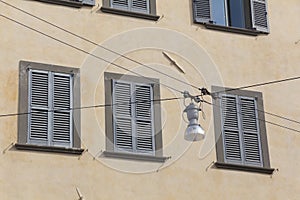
xmin=1 ymin=11 xmax=300 ymax=133
xmin=0 ymin=14 xmax=183 ymax=94
xmin=0 ymin=0 xmax=200 ymax=90
xmin=202 ymin=100 xmax=300 ymax=134
xmin=211 ymin=76 xmax=300 ymax=95
xmin=0 ymin=97 xmax=183 ymax=118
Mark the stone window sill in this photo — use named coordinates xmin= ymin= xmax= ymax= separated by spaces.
xmin=15 ymin=143 xmax=84 ymax=155
xmin=214 ymin=162 xmax=275 ymax=174
xmin=100 ymin=7 xmax=160 ymax=21
xmin=34 ymin=0 xmax=85 ymax=8
xmin=195 ymin=22 xmax=267 ymax=36
xmin=102 ymin=151 xmax=169 ymax=163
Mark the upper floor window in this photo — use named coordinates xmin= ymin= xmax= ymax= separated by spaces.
xmin=16 ymin=61 xmax=83 ymax=154
xmin=193 ymin=0 xmax=269 ymax=35
xmin=103 ymin=72 xmax=167 ymax=162
xmin=212 ymin=86 xmax=274 ymax=174
xmin=101 ymin=0 xmax=159 ymax=21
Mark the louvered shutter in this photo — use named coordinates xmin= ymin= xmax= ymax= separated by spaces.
xmin=240 ymin=97 xmax=262 ymax=166
xmin=131 ymin=0 xmax=149 ymax=14
xmin=193 ymin=0 xmax=211 ymax=23
xmin=250 ymin=0 xmax=269 ymax=33
xmin=82 ymin=0 xmax=95 ymax=6
xmin=28 ymin=70 xmax=50 ymax=145
xmin=113 ymin=81 xmax=133 ymax=152
xmin=221 ymin=95 xmax=243 ymax=164
xmin=52 ymin=73 xmax=73 ymax=147
xmin=135 ymin=84 xmax=154 ymax=154
xmin=111 ymin=0 xmax=130 ymax=11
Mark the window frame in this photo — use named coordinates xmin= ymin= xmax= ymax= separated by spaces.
xmin=104 ymin=72 xmax=167 ymax=163
xmin=101 ymin=0 xmax=160 ymax=21
xmin=17 ymin=61 xmax=83 ymax=155
xmin=212 ymin=86 xmax=274 ymax=174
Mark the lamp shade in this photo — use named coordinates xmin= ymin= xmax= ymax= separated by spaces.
xmin=184 ymin=124 xmax=205 ymax=141
xmin=184 ymin=102 xmax=205 ymax=141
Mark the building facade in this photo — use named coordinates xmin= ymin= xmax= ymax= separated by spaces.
xmin=0 ymin=0 xmax=300 ymax=199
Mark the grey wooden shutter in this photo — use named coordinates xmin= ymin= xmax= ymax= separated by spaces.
xmin=28 ymin=70 xmax=50 ymax=145
xmin=111 ymin=0 xmax=129 ymax=10
xmin=193 ymin=0 xmax=211 ymax=23
xmin=82 ymin=0 xmax=95 ymax=6
xmin=221 ymin=95 xmax=243 ymax=164
xmin=135 ymin=84 xmax=154 ymax=154
xmin=250 ymin=0 xmax=269 ymax=33
xmin=52 ymin=73 xmax=73 ymax=147
xmin=240 ymin=97 xmax=262 ymax=166
xmin=113 ymin=81 xmax=133 ymax=152
xmin=131 ymin=0 xmax=149 ymax=14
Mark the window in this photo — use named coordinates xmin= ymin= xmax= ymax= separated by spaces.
xmin=103 ymin=72 xmax=167 ymax=162
xmin=34 ymin=0 xmax=95 ymax=8
xmin=16 ymin=61 xmax=82 ymax=154
xmin=101 ymin=0 xmax=159 ymax=21
xmin=212 ymin=86 xmax=274 ymax=174
xmin=193 ymin=0 xmax=269 ymax=34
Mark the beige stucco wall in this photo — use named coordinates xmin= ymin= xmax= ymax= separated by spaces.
xmin=0 ymin=0 xmax=300 ymax=199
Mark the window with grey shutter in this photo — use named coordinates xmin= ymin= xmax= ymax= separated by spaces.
xmin=221 ymin=94 xmax=262 ymax=167
xmin=250 ymin=0 xmax=269 ymax=33
xmin=111 ymin=0 xmax=149 ymax=14
xmin=28 ymin=70 xmax=73 ymax=148
xmin=212 ymin=86 xmax=274 ymax=174
xmin=17 ymin=61 xmax=82 ymax=154
xmin=193 ymin=0 xmax=211 ymax=23
xmin=193 ymin=0 xmax=269 ymax=34
xmin=112 ymin=80 xmax=155 ymax=155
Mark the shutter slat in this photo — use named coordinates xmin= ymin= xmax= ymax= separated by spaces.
xmin=53 ymin=112 xmax=71 ymax=143
xmin=222 ymin=96 xmax=239 ymax=130
xmin=111 ymin=0 xmax=129 ymax=10
xmin=221 ymin=95 xmax=242 ymax=163
xmin=135 ymin=84 xmax=153 ymax=153
xmin=136 ymin=120 xmax=153 ymax=152
xmin=193 ymin=0 xmax=211 ymax=23
xmin=131 ymin=0 xmax=149 ymax=14
xmin=114 ymin=82 xmax=131 ymax=117
xmin=82 ymin=0 xmax=95 ymax=6
xmin=31 ymin=71 xmax=49 ymax=107
xmin=115 ymin=118 xmax=133 ymax=150
xmin=54 ymin=74 xmax=71 ymax=110
xmin=251 ymin=0 xmax=269 ymax=33
xmin=240 ymin=97 xmax=262 ymax=166
xmin=53 ymin=74 xmax=72 ymax=145
xmin=29 ymin=109 xmax=48 ymax=141
xmin=223 ymin=130 xmax=242 ymax=161
xmin=135 ymin=85 xmax=152 ymax=120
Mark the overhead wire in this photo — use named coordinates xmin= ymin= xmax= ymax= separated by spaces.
xmin=0 ymin=97 xmax=183 ymax=118
xmin=211 ymin=76 xmax=300 ymax=95
xmin=0 ymin=14 xmax=183 ymax=94
xmin=202 ymin=99 xmax=300 ymax=134
xmin=0 ymin=0 xmax=200 ymax=91
xmin=1 ymin=10 xmax=300 ymax=134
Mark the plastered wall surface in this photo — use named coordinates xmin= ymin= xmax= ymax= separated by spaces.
xmin=0 ymin=0 xmax=300 ymax=199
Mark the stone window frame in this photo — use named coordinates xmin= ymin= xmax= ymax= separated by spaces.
xmin=16 ymin=60 xmax=83 ymax=155
xmin=103 ymin=72 xmax=168 ymax=163
xmin=212 ymin=86 xmax=274 ymax=174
